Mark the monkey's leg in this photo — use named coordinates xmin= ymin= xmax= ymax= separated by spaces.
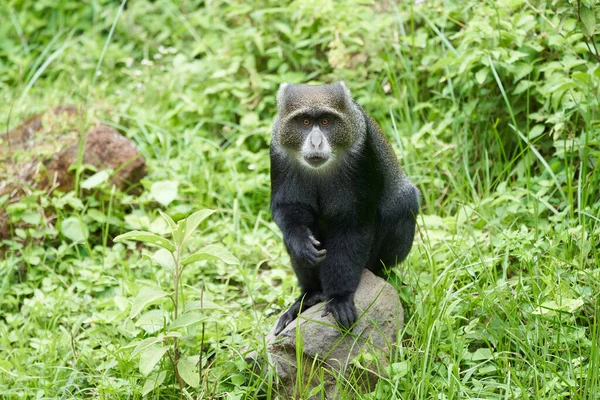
xmin=376 ymin=213 xmax=416 ymax=269
xmin=319 ymin=226 xmax=372 ymax=330
xmin=275 ymin=262 xmax=323 ymax=336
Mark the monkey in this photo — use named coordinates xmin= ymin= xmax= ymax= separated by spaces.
xmin=270 ymin=82 xmax=419 ymax=335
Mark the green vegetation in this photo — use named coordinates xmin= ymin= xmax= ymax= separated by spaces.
xmin=1 ymin=0 xmax=599 ymax=398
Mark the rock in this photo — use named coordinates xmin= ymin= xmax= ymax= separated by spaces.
xmin=41 ymin=124 xmax=146 ymax=193
xmin=0 ymin=107 xmax=146 ymax=241
xmin=252 ymin=270 xmax=403 ymax=399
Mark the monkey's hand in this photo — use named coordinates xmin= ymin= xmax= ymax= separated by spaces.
xmin=287 ymin=227 xmax=327 ymax=266
xmin=321 ymin=295 xmax=357 ymax=330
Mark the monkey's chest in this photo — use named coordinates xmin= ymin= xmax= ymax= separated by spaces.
xmin=315 ymin=185 xmax=375 ymax=226
xmin=315 ymin=186 xmax=357 ymax=219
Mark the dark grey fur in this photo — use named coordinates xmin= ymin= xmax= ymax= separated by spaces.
xmin=270 ymin=82 xmax=419 ymax=335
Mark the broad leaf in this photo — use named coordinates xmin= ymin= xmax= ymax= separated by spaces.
xmin=142 ymin=371 xmax=167 ymax=396
xmin=528 ymin=124 xmax=545 ymax=139
xmin=185 ymin=300 xmax=220 ymax=312
xmin=466 ymin=347 xmax=493 ymax=361
xmin=180 ymin=244 xmax=239 ymax=266
xmin=151 ymin=180 xmax=178 ymax=207
xmin=178 ymin=358 xmax=200 ymax=387
xmin=139 ymin=345 xmax=169 ymax=376
xmin=581 ymin=6 xmax=596 ymax=37
xmin=152 ymin=248 xmax=175 ymax=272
xmin=475 ymin=68 xmax=487 ymax=84
xmin=135 ymin=310 xmax=168 ymax=334
xmin=169 ymin=312 xmax=205 ymax=330
xmin=158 ymin=210 xmax=176 ymax=231
xmin=172 ymin=221 xmax=186 ymax=247
xmin=114 ymin=231 xmax=175 ymax=252
xmin=532 ymin=298 xmax=585 ymax=315
xmin=390 ymin=361 xmax=409 ymax=378
xmin=61 ymin=216 xmax=89 ymax=243
xmin=130 ymin=336 xmax=163 ymax=360
xmin=81 ymin=170 xmax=111 ymax=190
xmin=184 ymin=209 xmax=216 ymax=241
xmin=130 ymin=288 xmax=170 ymax=318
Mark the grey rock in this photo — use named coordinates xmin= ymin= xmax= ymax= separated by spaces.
xmin=254 ymin=269 xmax=404 ymax=399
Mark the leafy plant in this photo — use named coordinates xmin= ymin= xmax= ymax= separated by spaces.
xmin=114 ymin=209 xmax=239 ymax=394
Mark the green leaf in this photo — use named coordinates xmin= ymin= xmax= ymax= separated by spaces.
xmin=21 ymin=211 xmax=41 ymax=225
xmin=61 ymin=216 xmax=89 ymax=243
xmin=151 ymin=180 xmax=178 ymax=207
xmin=152 ymin=248 xmax=175 ymax=272
xmin=81 ymin=170 xmax=111 ymax=189
xmin=528 ymin=124 xmax=545 ymax=139
xmin=130 ymin=336 xmax=164 ymax=360
xmin=130 ymin=288 xmax=170 ymax=318
xmin=149 ymin=216 xmax=171 ymax=236
xmin=139 ymin=345 xmax=169 ymax=376
xmin=87 ymin=209 xmax=106 ymax=223
xmin=169 ymin=312 xmax=205 ymax=330
xmin=230 ymin=374 xmax=245 ymax=385
xmin=172 ymin=221 xmax=186 ymax=247
xmin=185 ymin=300 xmax=221 ymax=312
xmin=135 ymin=310 xmax=168 ymax=334
xmin=158 ymin=210 xmax=176 ymax=231
xmin=475 ymin=68 xmax=488 ymax=84
xmin=532 ymin=298 xmax=585 ymax=315
xmin=177 ymin=358 xmax=200 ymax=387
xmin=142 ymin=371 xmax=167 ymax=396
xmin=581 ymin=6 xmax=596 ymax=36
xmin=390 ymin=361 xmax=409 ymax=378
xmin=114 ymin=231 xmax=175 ymax=252
xmin=114 ymin=295 xmax=129 ymax=312
xmin=180 ymin=244 xmax=239 ymax=266
xmin=184 ymin=209 xmax=216 ymax=241
xmin=467 ymin=348 xmax=493 ymax=361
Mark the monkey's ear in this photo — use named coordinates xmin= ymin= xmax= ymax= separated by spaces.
xmin=277 ymin=83 xmax=290 ymax=110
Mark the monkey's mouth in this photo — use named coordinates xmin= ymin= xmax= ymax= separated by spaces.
xmin=304 ymin=155 xmax=329 ymax=168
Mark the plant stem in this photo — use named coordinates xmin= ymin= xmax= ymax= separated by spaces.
xmin=172 ymin=247 xmax=184 ymax=390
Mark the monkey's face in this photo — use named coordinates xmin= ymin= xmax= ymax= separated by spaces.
xmin=275 ymin=82 xmax=362 ymax=171
xmin=295 ymin=113 xmax=334 ymax=168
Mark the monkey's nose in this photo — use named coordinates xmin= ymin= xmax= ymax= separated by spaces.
xmin=310 ymin=134 xmax=322 ymax=149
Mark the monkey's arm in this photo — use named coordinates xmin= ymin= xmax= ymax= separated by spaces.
xmin=319 ymin=223 xmax=374 ymax=329
xmin=271 ymin=203 xmax=327 ymax=266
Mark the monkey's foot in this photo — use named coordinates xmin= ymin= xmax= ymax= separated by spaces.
xmin=321 ymin=296 xmax=357 ymax=330
xmin=274 ymin=291 xmax=325 ymax=335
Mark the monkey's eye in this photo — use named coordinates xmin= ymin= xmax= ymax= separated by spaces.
xmin=321 ymin=119 xmax=329 ymax=126
xmin=302 ymin=118 xmax=311 ymax=126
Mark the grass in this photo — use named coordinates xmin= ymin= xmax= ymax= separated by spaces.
xmin=1 ymin=0 xmax=599 ymax=399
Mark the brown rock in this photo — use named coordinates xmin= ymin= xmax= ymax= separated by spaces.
xmin=42 ymin=124 xmax=146 ymax=192
xmin=250 ymin=270 xmax=404 ymax=399
xmin=0 ymin=107 xmax=146 ymax=241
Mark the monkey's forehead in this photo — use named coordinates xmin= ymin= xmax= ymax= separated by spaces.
xmin=279 ymin=83 xmax=349 ymax=112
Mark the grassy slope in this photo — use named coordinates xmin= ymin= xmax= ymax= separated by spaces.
xmin=1 ymin=0 xmax=599 ymax=399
